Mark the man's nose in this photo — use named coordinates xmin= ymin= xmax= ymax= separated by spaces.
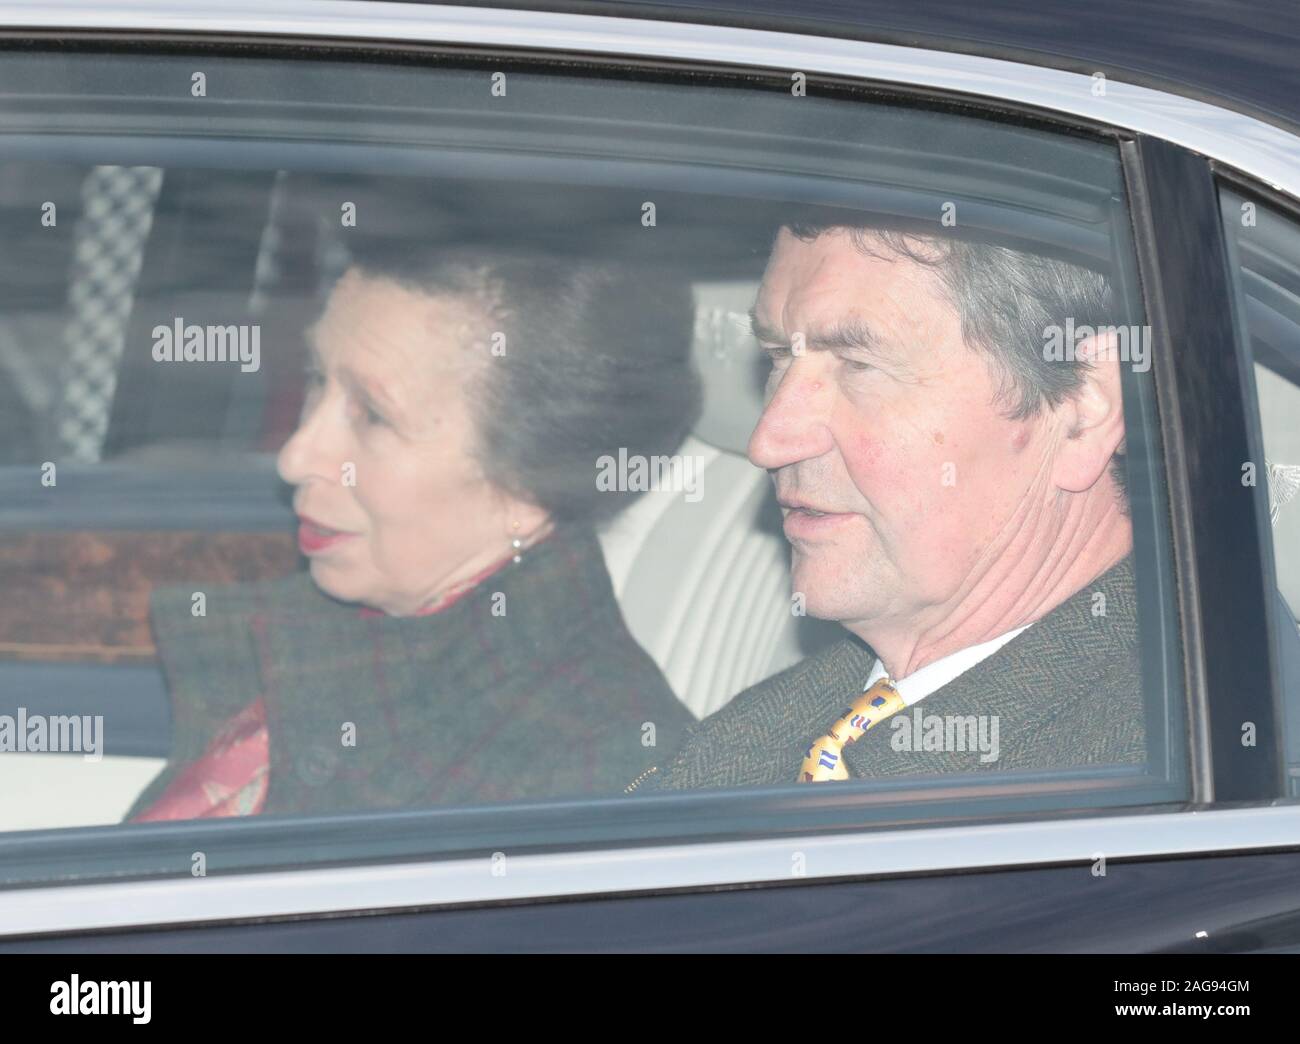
xmin=276 ymin=389 xmax=341 ymax=488
xmin=747 ymin=355 xmax=835 ymax=471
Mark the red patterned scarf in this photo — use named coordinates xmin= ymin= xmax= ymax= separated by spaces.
xmin=131 ymin=551 xmax=521 ymax=822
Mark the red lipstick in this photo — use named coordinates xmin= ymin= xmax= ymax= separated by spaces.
xmin=296 ymin=515 xmax=357 ymax=555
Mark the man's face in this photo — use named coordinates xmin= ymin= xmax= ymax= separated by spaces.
xmin=748 ymin=228 xmax=1059 ymax=632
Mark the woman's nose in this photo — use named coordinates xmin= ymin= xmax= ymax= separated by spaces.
xmin=276 ymin=390 xmax=338 ymax=487
xmin=747 ymin=356 xmax=834 ymax=472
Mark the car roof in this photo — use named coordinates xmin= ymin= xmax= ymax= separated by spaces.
xmin=421 ymin=0 xmax=1300 ymax=134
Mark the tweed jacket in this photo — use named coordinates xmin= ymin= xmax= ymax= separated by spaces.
xmin=125 ymin=526 xmax=691 ymax=818
xmin=643 ymin=555 xmax=1145 ymax=791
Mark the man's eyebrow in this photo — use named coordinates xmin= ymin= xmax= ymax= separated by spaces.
xmin=817 ymin=315 xmax=882 ymax=353
xmin=749 ymin=309 xmax=884 ymax=355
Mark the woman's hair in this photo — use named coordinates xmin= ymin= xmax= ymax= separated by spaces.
xmin=345 ymin=236 xmax=702 ymax=524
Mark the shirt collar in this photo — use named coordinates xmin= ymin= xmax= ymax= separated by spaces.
xmin=864 ymin=622 xmax=1033 ymax=706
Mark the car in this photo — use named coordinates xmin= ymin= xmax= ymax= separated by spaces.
xmin=0 ymin=0 xmax=1297 ymax=955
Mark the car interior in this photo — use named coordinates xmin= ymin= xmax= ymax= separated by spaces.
xmin=1 ymin=51 xmax=1295 ymax=830
xmin=0 ymin=163 xmax=856 ymax=827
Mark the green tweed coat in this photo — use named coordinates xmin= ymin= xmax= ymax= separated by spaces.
xmin=124 ymin=526 xmax=691 ymax=819
xmin=640 ymin=555 xmax=1145 ymax=791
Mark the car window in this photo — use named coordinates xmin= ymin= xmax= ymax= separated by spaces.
xmin=1218 ymin=188 xmax=1300 ymax=793
xmin=0 ymin=45 xmax=1187 ymax=879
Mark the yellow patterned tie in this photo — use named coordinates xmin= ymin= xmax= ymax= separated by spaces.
xmin=800 ymin=677 xmax=907 ymax=782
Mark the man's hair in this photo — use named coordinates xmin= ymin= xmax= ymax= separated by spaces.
xmin=344 ymin=237 xmax=702 ymax=524
xmin=783 ymin=217 xmax=1129 ymax=506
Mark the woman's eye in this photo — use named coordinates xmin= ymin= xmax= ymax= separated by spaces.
xmin=844 ymin=359 xmax=875 ymax=374
xmin=348 ymin=394 xmax=387 ymax=429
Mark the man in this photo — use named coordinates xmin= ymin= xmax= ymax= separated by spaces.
xmin=641 ymin=217 xmax=1145 ymax=791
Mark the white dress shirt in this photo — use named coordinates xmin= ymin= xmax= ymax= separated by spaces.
xmin=863 ymin=623 xmax=1033 ymax=706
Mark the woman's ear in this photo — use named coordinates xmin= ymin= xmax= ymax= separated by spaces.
xmin=498 ymin=489 xmax=551 ymax=546
xmin=1051 ymin=330 xmax=1127 ymax=495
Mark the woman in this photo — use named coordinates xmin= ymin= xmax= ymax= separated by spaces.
xmin=124 ymin=239 xmax=701 ymax=820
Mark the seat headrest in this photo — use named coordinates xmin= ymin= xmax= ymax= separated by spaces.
xmin=691 ymin=281 xmax=766 ymax=455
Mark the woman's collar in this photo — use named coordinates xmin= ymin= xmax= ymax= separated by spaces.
xmin=357 ymin=524 xmax=558 ymax=619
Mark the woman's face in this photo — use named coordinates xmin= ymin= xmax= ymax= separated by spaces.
xmin=277 ymin=269 xmax=546 ymax=616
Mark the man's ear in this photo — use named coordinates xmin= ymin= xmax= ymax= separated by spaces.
xmin=1051 ymin=330 xmax=1126 ymax=495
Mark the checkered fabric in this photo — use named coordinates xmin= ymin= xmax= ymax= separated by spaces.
xmin=54 ymin=165 xmax=164 ymax=461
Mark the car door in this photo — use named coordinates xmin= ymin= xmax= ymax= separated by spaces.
xmin=0 ymin=0 xmax=1296 ymax=956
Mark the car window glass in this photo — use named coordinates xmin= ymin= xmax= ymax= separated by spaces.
xmin=1219 ymin=188 xmax=1300 ymax=793
xmin=0 ymin=47 xmax=1185 ymax=879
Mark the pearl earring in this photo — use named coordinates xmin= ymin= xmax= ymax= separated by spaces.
xmin=511 ymin=521 xmax=523 ymax=564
